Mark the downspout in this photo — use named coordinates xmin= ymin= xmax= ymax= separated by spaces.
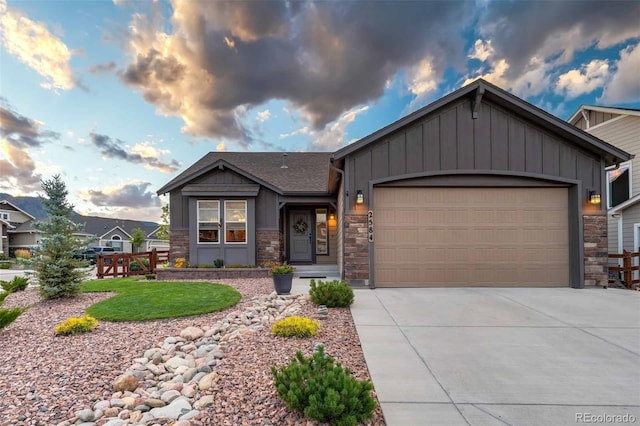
xmin=330 ymin=158 xmax=345 ymax=280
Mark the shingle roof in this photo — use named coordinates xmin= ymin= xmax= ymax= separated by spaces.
xmin=10 ymin=214 xmax=159 ymax=238
xmin=157 ymin=152 xmax=332 ymax=195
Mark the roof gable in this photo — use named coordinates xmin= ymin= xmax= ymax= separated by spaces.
xmin=569 ymin=105 xmax=640 ymax=125
xmin=333 ymin=79 xmax=631 ymax=166
xmin=0 ymin=200 xmax=36 ymax=220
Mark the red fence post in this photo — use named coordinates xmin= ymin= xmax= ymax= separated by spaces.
xmin=150 ymin=248 xmax=157 ymax=273
xmin=97 ymin=255 xmax=103 ymax=279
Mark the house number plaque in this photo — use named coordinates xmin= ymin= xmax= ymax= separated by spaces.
xmin=367 ymin=210 xmax=374 ymax=243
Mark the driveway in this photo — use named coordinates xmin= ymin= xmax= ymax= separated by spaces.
xmin=351 ymin=288 xmax=640 ymax=426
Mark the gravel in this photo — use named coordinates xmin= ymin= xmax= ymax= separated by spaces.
xmin=0 ymin=279 xmax=385 ymax=425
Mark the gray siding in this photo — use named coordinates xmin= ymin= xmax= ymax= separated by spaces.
xmin=608 ymin=215 xmax=619 ymax=254
xmin=347 ymin=98 xmax=602 ymax=210
xmin=574 ymin=110 xmax=621 ymax=130
xmin=622 ymin=204 xmax=640 ymax=252
xmin=256 ymin=188 xmax=278 ymax=229
xmin=337 ymin=180 xmax=344 ymax=277
xmin=588 ymin=116 xmax=640 ymax=197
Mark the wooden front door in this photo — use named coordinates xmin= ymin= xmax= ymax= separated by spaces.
xmin=289 ymin=210 xmax=312 ymax=263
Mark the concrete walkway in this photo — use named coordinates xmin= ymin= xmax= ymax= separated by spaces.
xmin=351 ymin=287 xmax=640 ymax=426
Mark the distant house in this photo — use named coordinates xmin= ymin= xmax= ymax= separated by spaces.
xmin=4 ymin=206 xmax=168 ymax=255
xmin=159 ymin=78 xmax=631 ymax=288
xmin=0 ymin=200 xmax=36 ymax=256
xmin=568 ymin=105 xmax=640 ymax=255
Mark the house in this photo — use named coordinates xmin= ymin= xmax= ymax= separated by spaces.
xmin=158 ymin=79 xmax=631 ymax=288
xmin=0 ymin=200 xmax=36 ymax=256
xmin=568 ymin=106 xmax=640 ymax=257
xmin=6 ymin=211 xmax=168 ymax=255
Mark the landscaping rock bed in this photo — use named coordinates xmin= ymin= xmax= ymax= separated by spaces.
xmin=0 ymin=279 xmax=384 ymax=425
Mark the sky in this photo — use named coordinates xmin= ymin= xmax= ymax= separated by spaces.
xmin=1 ymin=0 xmax=639 ymax=222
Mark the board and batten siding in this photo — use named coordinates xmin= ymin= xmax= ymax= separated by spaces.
xmin=170 ymin=168 xmax=279 ymax=230
xmin=587 ymin=116 xmax=640 ymax=198
xmin=608 ymin=218 xmax=619 ymax=255
xmin=573 ymin=111 xmax=620 ymax=130
xmin=347 ymin=98 xmax=603 ymax=207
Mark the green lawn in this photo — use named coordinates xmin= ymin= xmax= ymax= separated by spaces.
xmin=80 ymin=278 xmax=241 ymax=321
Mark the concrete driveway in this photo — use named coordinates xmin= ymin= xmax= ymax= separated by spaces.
xmin=351 ymin=288 xmax=640 ymax=426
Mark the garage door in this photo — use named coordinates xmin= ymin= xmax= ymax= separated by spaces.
xmin=373 ymin=187 xmax=569 ymax=287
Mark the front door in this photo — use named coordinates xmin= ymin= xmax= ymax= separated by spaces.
xmin=289 ymin=210 xmax=312 ymax=263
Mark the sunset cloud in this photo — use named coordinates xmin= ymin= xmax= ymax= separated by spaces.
xmin=0 ymin=0 xmax=76 ymax=90
xmin=89 ymin=132 xmax=181 ymax=173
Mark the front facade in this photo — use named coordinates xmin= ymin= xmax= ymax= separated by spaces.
xmin=160 ymin=79 xmax=630 ymax=288
xmin=568 ymin=106 xmax=640 ymax=257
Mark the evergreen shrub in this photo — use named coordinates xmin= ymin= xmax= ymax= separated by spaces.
xmin=309 ymin=279 xmax=355 ymax=307
xmin=272 ymin=316 xmax=320 ymax=338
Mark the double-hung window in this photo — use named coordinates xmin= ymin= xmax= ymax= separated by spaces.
xmin=225 ymin=201 xmax=246 ymax=243
xmin=198 ymin=201 xmax=220 ymax=243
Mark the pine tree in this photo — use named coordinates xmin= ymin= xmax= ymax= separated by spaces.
xmin=34 ymin=175 xmax=86 ymax=299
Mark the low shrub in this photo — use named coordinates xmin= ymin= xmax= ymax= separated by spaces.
xmin=54 ymin=314 xmax=98 ymax=336
xmin=214 ymin=258 xmax=224 ymax=268
xmin=0 ymin=276 xmax=29 ymax=293
xmin=0 ymin=253 xmax=8 ymax=261
xmin=0 ymin=262 xmax=10 ymax=269
xmin=272 ymin=316 xmax=320 ymax=338
xmin=0 ymin=307 xmax=26 ymax=329
xmin=174 ymin=258 xmax=189 ymax=268
xmin=271 ymin=345 xmax=375 ymax=426
xmin=15 ymin=249 xmax=32 ymax=259
xmin=309 ymin=279 xmax=355 ymax=307
xmin=226 ymin=264 xmax=257 ymax=268
xmin=197 ymin=264 xmax=214 ymax=268
xmin=145 ymin=274 xmax=156 ymax=280
xmin=130 ymin=258 xmax=150 ymax=272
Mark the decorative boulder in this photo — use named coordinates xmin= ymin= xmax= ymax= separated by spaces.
xmin=112 ymin=374 xmax=139 ymax=392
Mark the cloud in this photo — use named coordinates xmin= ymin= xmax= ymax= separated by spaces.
xmin=280 ymin=126 xmax=310 ymax=139
xmin=468 ymin=39 xmax=494 ymax=62
xmin=256 ymin=109 xmax=271 ymax=122
xmin=307 ymin=105 xmax=369 ymax=151
xmin=119 ymin=1 xmax=473 ymax=144
xmin=477 ymin=1 xmax=640 ymax=80
xmin=405 ymin=57 xmax=438 ymax=110
xmin=556 ymin=59 xmax=610 ymax=99
xmin=89 ymin=132 xmax=181 ymax=172
xmin=600 ymin=43 xmax=640 ymax=104
xmin=0 ymin=0 xmax=76 ymax=90
xmin=0 ymin=140 xmax=42 ymax=193
xmin=216 ymin=142 xmax=227 ymax=151
xmin=0 ymin=102 xmax=60 ymax=148
xmin=89 ymin=61 xmax=117 ymax=74
xmin=81 ymin=182 xmax=161 ymax=209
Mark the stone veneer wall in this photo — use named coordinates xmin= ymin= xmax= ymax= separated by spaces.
xmin=344 ymin=214 xmax=369 ymax=283
xmin=583 ymin=214 xmax=608 ymax=287
xmin=169 ymin=229 xmax=189 ymax=263
xmin=157 ymin=267 xmax=269 ymax=280
xmin=256 ymin=230 xmax=283 ymax=266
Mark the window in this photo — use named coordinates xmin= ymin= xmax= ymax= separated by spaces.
xmin=0 ymin=212 xmax=9 ymax=221
xmin=110 ymin=235 xmax=123 ymax=251
xmin=608 ymin=162 xmax=631 ymax=208
xmin=316 ymin=208 xmax=328 ymax=255
xmin=225 ymin=201 xmax=246 ymax=243
xmin=198 ymin=200 xmax=220 ymax=243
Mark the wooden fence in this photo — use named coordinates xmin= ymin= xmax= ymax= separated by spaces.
xmin=97 ymin=249 xmax=169 ymax=279
xmin=607 ymin=250 xmax=640 ymax=288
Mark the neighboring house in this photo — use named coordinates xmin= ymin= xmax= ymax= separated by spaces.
xmin=0 ymin=200 xmax=36 ymax=256
xmin=158 ymin=79 xmax=631 ymax=288
xmin=568 ymin=106 xmax=640 ymax=257
xmin=5 ymin=210 xmax=168 ymax=255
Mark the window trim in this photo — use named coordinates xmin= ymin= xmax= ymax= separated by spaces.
xmin=198 ymin=200 xmax=221 ymax=244
xmin=224 ymin=200 xmax=247 ymax=245
xmin=0 ymin=212 xmax=9 ymax=221
xmin=607 ymin=160 xmax=632 ymax=209
xmin=315 ymin=208 xmax=328 ymax=255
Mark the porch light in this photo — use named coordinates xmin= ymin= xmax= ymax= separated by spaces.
xmin=588 ymin=190 xmax=601 ymax=205
xmin=329 ymin=212 xmax=335 ymax=220
xmin=356 ymin=190 xmax=364 ymax=205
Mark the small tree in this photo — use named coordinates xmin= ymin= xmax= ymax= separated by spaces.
xmin=34 ymin=175 xmax=86 ymax=299
xmin=157 ymin=204 xmax=169 ymax=241
xmin=131 ymin=227 xmax=146 ymax=252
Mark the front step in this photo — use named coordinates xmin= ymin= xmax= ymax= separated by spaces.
xmin=292 ymin=264 xmax=339 ymax=279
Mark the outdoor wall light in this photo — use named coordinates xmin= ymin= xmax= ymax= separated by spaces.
xmin=588 ymin=190 xmax=601 ymax=204
xmin=329 ymin=212 xmax=336 ymax=220
xmin=356 ymin=190 xmax=364 ymax=205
